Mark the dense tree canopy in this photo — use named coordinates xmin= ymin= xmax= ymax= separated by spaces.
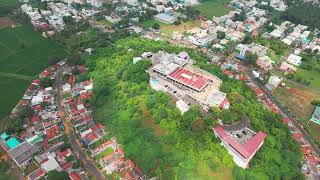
xmin=86 ymin=37 xmax=303 ymax=179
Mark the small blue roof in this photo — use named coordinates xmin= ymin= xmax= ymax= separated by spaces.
xmin=0 ymin=133 xmax=9 ymax=140
xmin=236 ymin=54 xmax=246 ymax=61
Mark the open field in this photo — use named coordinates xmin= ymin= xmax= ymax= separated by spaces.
xmin=0 ymin=0 xmax=19 ymax=7
xmin=274 ymin=81 xmax=320 ymax=143
xmin=141 ymin=19 xmax=167 ymax=29
xmin=294 ymin=69 xmax=320 ymax=90
xmin=0 ymin=24 xmax=66 ymax=119
xmin=0 ymin=0 xmax=19 ymax=16
xmin=194 ymin=0 xmax=232 ymax=18
xmin=0 ymin=17 xmax=17 ymax=28
xmin=160 ymin=20 xmax=201 ymax=37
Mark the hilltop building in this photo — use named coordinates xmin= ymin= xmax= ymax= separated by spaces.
xmin=213 ymin=122 xmax=267 ymax=168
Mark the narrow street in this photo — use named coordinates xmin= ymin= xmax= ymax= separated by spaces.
xmin=54 ymin=68 xmax=107 ymax=180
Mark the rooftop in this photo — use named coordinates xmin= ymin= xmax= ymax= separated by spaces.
xmin=214 ymin=126 xmax=267 ymax=159
xmin=168 ymin=67 xmax=209 ymax=91
xmin=8 ymin=141 xmax=39 ymax=166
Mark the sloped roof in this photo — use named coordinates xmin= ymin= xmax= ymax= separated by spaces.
xmin=214 ymin=126 xmax=267 ymax=159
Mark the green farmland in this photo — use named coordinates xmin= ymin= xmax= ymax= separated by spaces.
xmin=0 ymin=24 xmax=66 ymax=119
xmin=194 ymin=0 xmax=232 ymax=18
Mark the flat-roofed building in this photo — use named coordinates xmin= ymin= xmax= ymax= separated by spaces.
xmin=168 ymin=67 xmax=209 ymax=92
xmin=154 ymin=13 xmax=177 ymax=24
xmin=8 ymin=141 xmax=40 ymax=168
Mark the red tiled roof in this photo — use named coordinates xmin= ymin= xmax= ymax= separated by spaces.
xmin=253 ymin=88 xmax=264 ymax=96
xmin=219 ymin=97 xmax=230 ymax=109
xmin=32 ymin=116 xmax=41 ymax=124
xmin=282 ymin=117 xmax=290 ymax=124
xmin=292 ymin=132 xmax=302 ymax=142
xmin=43 ymin=121 xmax=52 ymax=128
xmin=32 ymin=79 xmax=41 ymax=86
xmin=306 ymin=155 xmax=319 ymax=164
xmin=126 ymin=159 xmax=135 ymax=169
xmin=57 ymin=149 xmax=71 ymax=160
xmin=69 ymin=172 xmax=81 ymax=180
xmin=168 ymin=67 xmax=209 ymax=91
xmin=45 ymin=125 xmax=59 ymax=140
xmin=223 ymin=70 xmax=234 ymax=78
xmin=62 ymin=161 xmax=73 ymax=171
xmin=84 ymin=133 xmax=98 ymax=142
xmin=91 ymin=123 xmax=104 ymax=132
xmin=32 ymin=105 xmax=42 ymax=111
xmin=214 ymin=126 xmax=267 ymax=159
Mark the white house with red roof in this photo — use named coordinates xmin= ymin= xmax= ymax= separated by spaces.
xmin=213 ymin=126 xmax=267 ymax=168
xmin=56 ymin=148 xmax=72 ymax=162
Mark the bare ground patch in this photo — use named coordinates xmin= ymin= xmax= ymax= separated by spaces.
xmin=0 ymin=17 xmax=18 ymax=28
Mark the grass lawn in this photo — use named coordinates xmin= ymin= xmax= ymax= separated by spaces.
xmin=0 ymin=24 xmax=66 ymax=119
xmin=274 ymin=81 xmax=320 ymax=143
xmin=94 ymin=147 xmax=114 ymax=160
xmin=267 ymin=50 xmax=280 ymax=62
xmin=24 ymin=162 xmax=39 ymax=175
xmin=141 ymin=19 xmax=167 ymax=29
xmin=160 ymin=20 xmax=201 ymax=37
xmin=294 ymin=69 xmax=320 ymax=90
xmin=0 ymin=0 xmax=19 ymax=7
xmin=98 ymin=19 xmax=113 ymax=26
xmin=194 ymin=0 xmax=232 ymax=18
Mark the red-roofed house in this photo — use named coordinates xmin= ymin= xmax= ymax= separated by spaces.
xmin=292 ymin=132 xmax=302 ymax=142
xmin=27 ymin=168 xmax=46 ymax=180
xmin=45 ymin=125 xmax=61 ymax=141
xmin=213 ymin=126 xmax=267 ymax=168
xmin=31 ymin=116 xmax=41 ymax=125
xmin=69 ymin=172 xmax=81 ymax=180
xmin=62 ymin=161 xmax=73 ymax=172
xmin=56 ymin=149 xmax=72 ymax=162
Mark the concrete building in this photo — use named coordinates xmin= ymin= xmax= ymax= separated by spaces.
xmin=213 ymin=125 xmax=267 ymax=168
xmin=287 ymin=54 xmax=302 ymax=66
xmin=154 ymin=13 xmax=177 ymax=24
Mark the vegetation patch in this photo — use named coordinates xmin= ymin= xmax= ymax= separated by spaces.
xmin=87 ymin=37 xmax=303 ymax=179
xmin=0 ymin=24 xmax=66 ymax=119
xmin=274 ymin=81 xmax=320 ymax=145
xmin=193 ymin=0 xmax=232 ymax=18
xmin=160 ymin=20 xmax=201 ymax=37
xmin=94 ymin=147 xmax=114 ymax=160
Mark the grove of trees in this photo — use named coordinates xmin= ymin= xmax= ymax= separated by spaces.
xmin=85 ymin=37 xmax=303 ymax=179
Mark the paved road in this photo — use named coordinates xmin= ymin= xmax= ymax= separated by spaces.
xmin=54 ymin=68 xmax=107 ymax=180
xmin=246 ymin=70 xmax=320 ymax=157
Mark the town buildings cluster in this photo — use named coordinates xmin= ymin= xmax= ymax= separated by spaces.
xmin=1 ymin=61 xmax=87 ymax=180
xmin=8 ymin=0 xmax=320 ymax=178
xmin=59 ymin=66 xmax=149 ymax=179
xmin=20 ymin=0 xmax=100 ymax=33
